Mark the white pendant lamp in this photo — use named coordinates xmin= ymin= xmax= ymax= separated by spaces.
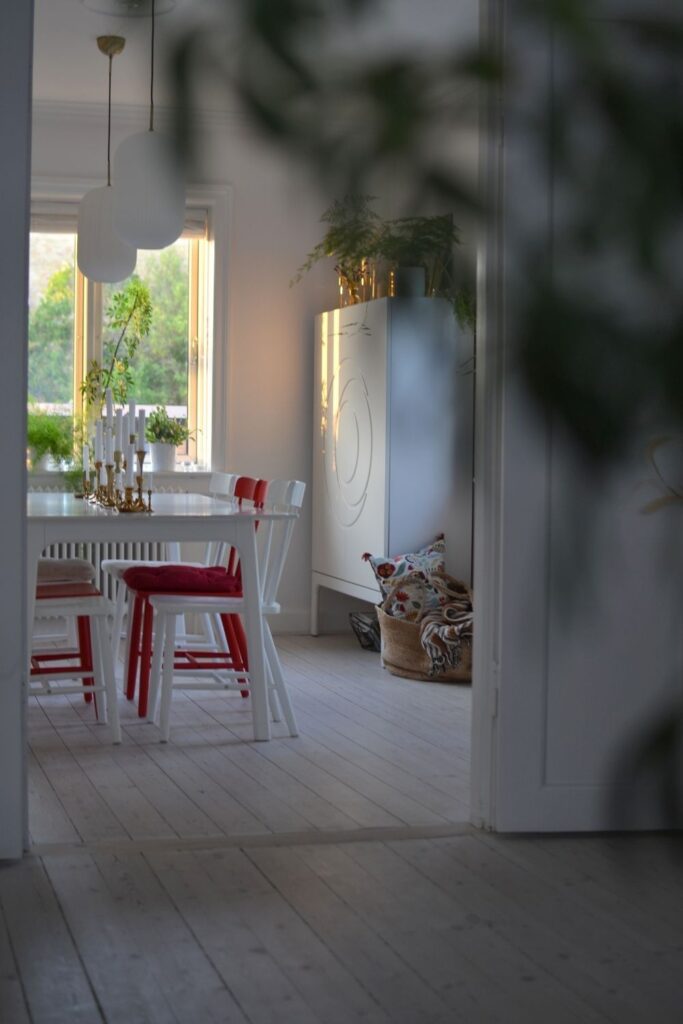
xmin=77 ymin=36 xmax=137 ymax=283
xmin=112 ymin=0 xmax=185 ymax=249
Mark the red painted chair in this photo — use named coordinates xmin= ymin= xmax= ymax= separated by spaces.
xmin=102 ymin=471 xmax=238 ymax=665
xmin=145 ymin=479 xmax=305 ymax=741
xmin=123 ymin=476 xmax=267 ymax=718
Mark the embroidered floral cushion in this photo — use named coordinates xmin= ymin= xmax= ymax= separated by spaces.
xmin=381 ymin=571 xmax=448 ymax=622
xmin=362 ymin=534 xmax=445 ymax=598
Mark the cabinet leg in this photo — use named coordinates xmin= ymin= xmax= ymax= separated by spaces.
xmin=310 ymin=580 xmax=320 ymax=636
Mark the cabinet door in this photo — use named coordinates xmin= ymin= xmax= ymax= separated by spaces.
xmin=313 ymin=303 xmax=388 ymax=589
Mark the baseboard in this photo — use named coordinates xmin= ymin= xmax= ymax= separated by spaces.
xmin=271 ymin=609 xmax=315 ymax=635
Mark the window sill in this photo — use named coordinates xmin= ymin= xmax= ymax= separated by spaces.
xmin=28 ymin=469 xmax=214 ymax=492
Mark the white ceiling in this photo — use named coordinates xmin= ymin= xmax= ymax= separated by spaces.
xmin=33 ymin=0 xmax=229 ymax=110
xmin=33 ymin=0 xmax=479 ymax=113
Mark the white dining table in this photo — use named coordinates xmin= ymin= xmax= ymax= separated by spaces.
xmin=27 ymin=491 xmax=295 ymax=741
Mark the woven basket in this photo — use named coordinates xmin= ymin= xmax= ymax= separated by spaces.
xmin=377 ymin=604 xmax=472 ymax=684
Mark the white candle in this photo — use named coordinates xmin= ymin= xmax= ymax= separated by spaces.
xmin=82 ymin=443 xmax=90 ymax=473
xmin=128 ymin=397 xmax=136 ymax=438
xmin=125 ymin=444 xmax=135 ymax=487
xmin=114 ymin=408 xmax=123 ymax=451
xmin=137 ymin=409 xmax=146 ymax=450
xmin=95 ymin=421 xmax=103 ymax=462
xmin=99 ymin=463 xmax=107 ymax=486
xmin=105 ymin=388 xmax=114 ymax=428
xmin=105 ymin=428 xmax=114 ymax=464
xmin=145 ymin=471 xmax=154 ymax=493
xmin=121 ymin=413 xmax=129 ymax=447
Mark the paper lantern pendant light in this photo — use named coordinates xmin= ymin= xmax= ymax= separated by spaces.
xmin=112 ymin=0 xmax=185 ymax=249
xmin=113 ymin=130 xmax=185 ymax=248
xmin=77 ymin=36 xmax=137 ymax=282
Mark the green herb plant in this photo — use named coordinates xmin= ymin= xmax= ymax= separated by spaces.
xmin=145 ymin=406 xmax=194 ymax=447
xmin=80 ymin=279 xmax=153 ymax=417
xmin=27 ymin=408 xmax=73 ymax=469
xmin=295 ymin=198 xmax=475 ymax=327
xmin=292 ymin=195 xmax=381 ymax=303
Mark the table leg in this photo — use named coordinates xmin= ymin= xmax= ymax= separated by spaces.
xmin=239 ymin=524 xmax=270 ymax=741
xmin=26 ymin=528 xmax=41 ymax=646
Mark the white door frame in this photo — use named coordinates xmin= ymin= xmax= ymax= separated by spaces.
xmin=0 ymin=0 xmax=508 ymax=857
xmin=0 ymin=0 xmax=33 ymax=860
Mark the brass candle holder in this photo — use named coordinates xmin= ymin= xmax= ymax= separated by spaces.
xmin=100 ymin=464 xmax=117 ymax=507
xmin=113 ymin=450 xmax=123 ymax=505
xmin=118 ymin=485 xmax=137 ymax=513
xmin=93 ymin=460 xmax=104 ymax=503
xmin=75 ymin=470 xmax=89 ymax=499
xmin=134 ymin=449 xmax=147 ymax=510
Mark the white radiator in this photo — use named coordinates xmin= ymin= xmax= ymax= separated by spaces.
xmin=44 ymin=541 xmax=167 ymax=598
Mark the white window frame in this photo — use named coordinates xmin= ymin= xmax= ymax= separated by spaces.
xmin=30 ymin=177 xmax=231 ymax=471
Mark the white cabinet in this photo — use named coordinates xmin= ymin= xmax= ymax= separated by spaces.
xmin=311 ymin=297 xmax=472 ymax=632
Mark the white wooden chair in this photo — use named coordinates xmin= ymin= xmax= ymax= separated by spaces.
xmin=146 ymin=479 xmax=305 ymax=742
xmin=31 ymin=574 xmax=121 ymax=743
xmin=102 ymin=471 xmax=237 ymax=664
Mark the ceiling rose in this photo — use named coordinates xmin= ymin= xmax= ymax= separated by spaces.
xmin=80 ymin=0 xmax=175 ymax=16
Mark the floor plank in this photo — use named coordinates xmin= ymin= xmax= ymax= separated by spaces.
xmin=44 ymin=850 xmax=247 ymax=1024
xmin=0 ymin=859 xmax=103 ymax=1023
xmin=0 ymin=902 xmax=31 ymax=1024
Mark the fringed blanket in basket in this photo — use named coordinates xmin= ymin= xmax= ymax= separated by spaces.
xmin=380 ymin=571 xmax=473 ymax=681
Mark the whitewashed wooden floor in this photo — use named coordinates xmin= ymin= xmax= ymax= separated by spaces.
xmin=2 ymin=831 xmax=682 ymax=1021
xmin=28 ymin=634 xmax=472 ymax=848
xmin=9 ymin=635 xmax=682 ymax=1023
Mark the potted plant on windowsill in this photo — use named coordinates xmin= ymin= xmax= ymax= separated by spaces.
xmin=145 ymin=406 xmax=193 ymax=472
xmin=27 ymin=409 xmax=74 ymax=471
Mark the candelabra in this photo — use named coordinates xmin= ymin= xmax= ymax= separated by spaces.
xmin=86 ymin=422 xmax=153 ymax=513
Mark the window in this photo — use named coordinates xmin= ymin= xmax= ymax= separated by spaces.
xmin=28 ymin=233 xmax=76 ymax=413
xmin=28 ymin=211 xmax=212 ymax=467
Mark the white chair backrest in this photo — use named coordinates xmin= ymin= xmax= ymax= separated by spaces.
xmin=208 ymin=472 xmax=237 ymax=500
xmin=258 ymin=480 xmax=306 ymax=608
xmin=204 ymin=473 xmax=237 ymax=564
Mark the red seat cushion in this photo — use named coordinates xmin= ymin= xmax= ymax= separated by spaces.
xmin=122 ymin=565 xmax=242 ymax=595
xmin=36 ymin=581 xmax=102 ymax=600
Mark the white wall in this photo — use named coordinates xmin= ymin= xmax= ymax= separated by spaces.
xmin=31 ymin=0 xmax=480 ymax=632
xmin=32 ymin=105 xmax=337 ymax=631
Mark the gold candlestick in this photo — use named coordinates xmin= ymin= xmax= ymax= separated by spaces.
xmin=113 ymin=451 xmax=123 ymax=505
xmin=118 ymin=485 xmax=137 ymax=512
xmin=101 ymin=464 xmax=117 ymax=507
xmin=135 ymin=449 xmax=147 ymax=509
xmin=75 ymin=470 xmax=88 ymax=499
xmin=147 ymin=489 xmax=153 ymax=513
xmin=94 ymin=460 xmax=103 ymax=504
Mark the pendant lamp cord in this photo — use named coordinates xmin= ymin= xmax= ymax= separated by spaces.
xmin=149 ymin=0 xmax=156 ymax=132
xmin=107 ymin=53 xmax=113 ymax=186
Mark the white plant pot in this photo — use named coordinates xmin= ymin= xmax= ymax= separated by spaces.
xmin=151 ymin=442 xmax=176 ymax=472
xmin=30 ymin=452 xmax=54 ymax=471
